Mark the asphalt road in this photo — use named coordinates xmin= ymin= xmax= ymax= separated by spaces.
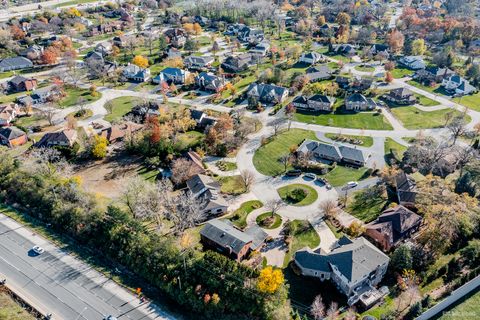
xmin=0 ymin=214 xmax=179 ymax=320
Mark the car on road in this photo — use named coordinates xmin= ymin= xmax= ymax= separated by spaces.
xmin=32 ymin=245 xmax=45 ymax=254
xmin=104 ymin=316 xmax=118 ymax=320
xmin=304 ymin=173 xmax=316 ymax=180
xmin=347 ymin=181 xmax=358 ymax=188
xmin=286 ymin=169 xmax=302 ymax=177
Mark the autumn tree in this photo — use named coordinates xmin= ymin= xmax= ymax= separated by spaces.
xmin=257 ymin=266 xmax=284 ymax=294
xmin=385 ymin=71 xmax=394 ymax=83
xmin=90 ymin=135 xmax=108 ymax=159
xmin=132 ymin=55 xmax=149 ymax=68
xmin=319 ymin=199 xmax=338 ymax=220
xmin=387 ymin=30 xmax=405 ymax=54
xmin=163 ymin=57 xmax=184 ymax=68
xmin=171 ymin=158 xmax=204 ymax=185
xmin=193 ymin=23 xmax=202 ymax=35
xmin=336 ymin=12 xmax=351 ymax=25
xmin=41 ymin=48 xmax=58 ymax=65
xmin=411 ymin=39 xmax=427 ymax=56
xmin=310 ymin=295 xmax=325 ymax=320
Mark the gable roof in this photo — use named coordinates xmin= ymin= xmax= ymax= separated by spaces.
xmin=339 ymin=145 xmax=365 ymax=163
xmin=0 ymin=56 xmax=32 ymax=69
xmin=0 ymin=126 xmax=26 ymax=140
xmin=200 ymin=220 xmax=253 ymax=255
xmin=35 ymin=129 xmax=77 ymax=147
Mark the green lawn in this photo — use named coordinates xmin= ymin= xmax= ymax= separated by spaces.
xmin=216 ymin=160 xmax=237 ymax=172
xmin=384 ymin=137 xmax=408 ymax=159
xmin=324 ymin=133 xmax=374 ymax=147
xmin=294 ymin=111 xmax=393 ymax=130
xmin=218 ymin=175 xmax=246 ymax=195
xmin=391 ymin=67 xmax=412 ymax=79
xmin=0 ymin=70 xmax=14 ymax=79
xmin=136 ymin=166 xmax=159 ymax=182
xmin=354 ymin=65 xmax=375 ymax=72
xmin=438 ymin=289 xmax=480 ymax=320
xmin=0 ymin=91 xmax=24 ymax=104
xmin=346 ymin=188 xmax=388 ymax=223
xmin=0 ymin=292 xmax=35 ymax=320
xmin=390 ymin=106 xmax=470 ymax=129
xmin=277 ymin=184 xmax=318 ymax=206
xmin=256 ymin=212 xmax=282 ymax=229
xmin=325 ymin=219 xmax=343 ymax=238
xmin=174 ymin=131 xmax=205 ymax=152
xmin=58 ymin=87 xmax=102 ymax=108
xmin=407 ymin=80 xmax=444 ymax=95
xmin=415 ymin=93 xmax=440 ymax=107
xmin=53 ymin=0 xmax=97 ymax=7
xmin=228 ymin=200 xmax=263 ymax=229
xmin=104 ymin=96 xmax=143 ymax=122
xmin=321 ymin=166 xmax=369 ymax=187
xmin=253 ymin=129 xmax=319 ymax=176
xmin=283 ymin=220 xmax=320 ymax=267
xmin=453 ymin=93 xmax=480 ymax=112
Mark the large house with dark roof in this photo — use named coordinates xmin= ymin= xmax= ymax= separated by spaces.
xmin=200 ymin=219 xmax=267 ymax=261
xmin=0 ymin=57 xmax=33 ymax=72
xmin=221 ymin=54 xmax=255 ymax=73
xmin=299 ymin=52 xmax=324 ymax=65
xmin=365 ymin=205 xmax=422 ymax=251
xmin=413 ymin=67 xmax=455 ymax=85
xmin=395 ymin=172 xmax=417 ymax=208
xmin=0 ymin=126 xmax=27 ymax=148
xmin=195 ymin=72 xmax=226 ymax=92
xmin=292 ymin=94 xmax=335 ymax=112
xmin=294 ymin=236 xmax=390 ymax=306
xmin=184 ymin=56 xmax=215 ymax=70
xmin=345 ymin=93 xmax=377 ymax=111
xmin=123 ymin=64 xmax=150 ymax=82
xmin=186 ymin=174 xmax=228 ymax=216
xmin=297 ymin=139 xmax=367 ymax=166
xmin=246 ymin=83 xmax=289 ymax=105
xmin=306 ymin=65 xmax=333 ymax=82
xmin=384 ymin=88 xmax=417 ymax=105
xmin=442 ymin=74 xmax=477 ymax=96
xmin=190 ymin=109 xmax=217 ymax=130
xmin=35 ymin=129 xmax=78 ymax=148
xmin=152 ymin=67 xmax=188 ymax=85
xmin=7 ymin=76 xmax=37 ymax=93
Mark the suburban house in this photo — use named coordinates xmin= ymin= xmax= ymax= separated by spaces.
xmin=95 ymin=42 xmax=113 ymax=56
xmin=99 ymin=121 xmax=143 ymax=143
xmin=190 ymin=109 xmax=218 ymax=130
xmin=413 ymin=67 xmax=455 ymax=85
xmin=249 ymin=41 xmax=270 ymax=56
xmin=246 ymin=83 xmax=289 ymax=105
xmin=350 ymin=77 xmax=373 ymax=92
xmin=398 ymin=56 xmax=426 ymax=70
xmin=0 ymin=104 xmax=20 ymax=126
xmin=0 ymin=126 xmax=28 ymax=148
xmin=16 ymin=85 xmax=61 ymax=106
xmin=365 ymin=205 xmax=422 ymax=252
xmin=0 ymin=57 xmax=33 ymax=72
xmin=123 ymin=64 xmax=151 ymax=82
xmin=7 ymin=75 xmax=37 ymax=92
xmin=184 ymin=56 xmax=215 ymax=70
xmin=237 ymin=26 xmax=264 ymax=44
xmin=441 ymin=75 xmax=477 ymax=96
xmin=292 ymin=94 xmax=335 ymax=112
xmin=221 ymin=54 xmax=255 ymax=73
xmin=331 ymin=44 xmax=357 ymax=57
xmin=186 ymin=174 xmax=228 ymax=216
xmin=296 ymin=139 xmax=367 ymax=166
xmin=395 ymin=172 xmax=418 ymax=208
xmin=368 ymin=44 xmax=389 ymax=60
xmin=225 ymin=23 xmax=247 ymax=36
xmin=186 ymin=151 xmax=206 ymax=174
xmin=200 ymin=219 xmax=268 ymax=261
xmin=345 ymin=93 xmax=377 ymax=111
xmin=164 ymin=28 xmax=186 ymax=48
xmin=112 ymin=35 xmax=133 ymax=48
xmin=35 ymin=129 xmax=78 ymax=148
xmin=306 ymin=65 xmax=333 ymax=82
xmin=21 ymin=45 xmax=43 ymax=60
xmin=294 ymin=236 xmax=390 ymax=306
xmin=152 ymin=67 xmax=188 ymax=85
xmin=384 ymin=88 xmax=417 ymax=105
xmin=299 ymin=52 xmax=324 ymax=65
xmin=336 ymin=76 xmax=351 ymax=89
xmin=195 ymin=72 xmax=226 ymax=92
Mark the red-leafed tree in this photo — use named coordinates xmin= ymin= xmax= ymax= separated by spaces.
xmin=41 ymin=48 xmax=58 ymax=65
xmin=10 ymin=25 xmax=25 ymax=40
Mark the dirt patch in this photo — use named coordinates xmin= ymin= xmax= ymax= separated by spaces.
xmin=74 ymin=150 xmax=150 ymax=199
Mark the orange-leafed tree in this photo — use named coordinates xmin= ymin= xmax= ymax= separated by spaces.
xmin=132 ymin=55 xmax=149 ymax=68
xmin=41 ymin=48 xmax=58 ymax=65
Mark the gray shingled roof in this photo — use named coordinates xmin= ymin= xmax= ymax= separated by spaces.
xmin=339 ymin=145 xmax=365 ymax=163
xmin=0 ymin=126 xmax=26 ymax=140
xmin=200 ymin=219 xmax=253 ymax=254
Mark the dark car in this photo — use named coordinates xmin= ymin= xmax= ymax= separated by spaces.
xmin=286 ymin=169 xmax=302 ymax=177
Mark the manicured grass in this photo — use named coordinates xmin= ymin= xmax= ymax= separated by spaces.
xmin=277 ymin=184 xmax=318 ymax=206
xmin=438 ymin=289 xmax=480 ymax=319
xmin=137 ymin=166 xmax=159 ymax=182
xmin=104 ymin=96 xmax=143 ymax=122
xmin=283 ymin=220 xmax=320 ymax=267
xmin=453 ymin=92 xmax=480 ymax=112
xmin=325 ymin=219 xmax=343 ymax=238
xmin=216 ymin=160 xmax=237 ymax=171
xmin=384 ymin=137 xmax=407 ymax=159
xmin=66 ymin=109 xmax=93 ymax=120
xmin=0 ymin=291 xmax=35 ymax=320
xmin=253 ymin=129 xmax=318 ymax=176
xmin=294 ymin=110 xmax=393 ymax=130
xmin=321 ymin=166 xmax=369 ymax=187
xmin=354 ymin=65 xmax=375 ymax=72
xmin=256 ymin=212 xmax=282 ymax=229
xmin=0 ymin=70 xmax=14 ymax=79
xmin=346 ymin=189 xmax=388 ymax=223
xmin=58 ymin=87 xmax=102 ymax=108
xmin=391 ymin=67 xmax=412 ymax=79
xmin=407 ymin=80 xmax=443 ymax=94
xmin=218 ymin=175 xmax=247 ymax=195
xmin=0 ymin=91 xmax=24 ymax=104
xmin=174 ymin=131 xmax=205 ymax=152
xmin=53 ymin=0 xmax=97 ymax=7
xmin=390 ymin=106 xmax=470 ymax=129
xmin=324 ymin=133 xmax=374 ymax=147
xmin=229 ymin=200 xmax=263 ymax=229
xmin=415 ymin=93 xmax=440 ymax=107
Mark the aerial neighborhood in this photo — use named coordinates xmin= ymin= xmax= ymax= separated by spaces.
xmin=1 ymin=0 xmax=480 ymax=320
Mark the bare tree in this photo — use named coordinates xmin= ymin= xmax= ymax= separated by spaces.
xmin=41 ymin=105 xmax=58 ymax=126
xmin=171 ymin=158 xmax=204 ymax=185
xmin=279 ymin=154 xmax=293 ymax=172
xmin=269 ymin=117 xmax=286 ymax=136
xmin=319 ymin=199 xmax=338 ymax=220
xmin=143 ymin=31 xmax=158 ymax=56
xmin=447 ymin=114 xmax=468 ymax=145
xmin=266 ymin=199 xmax=285 ymax=217
xmin=169 ymin=191 xmax=206 ymax=233
xmin=26 ymin=148 xmax=73 ymax=178
xmin=310 ymin=294 xmax=325 ymax=320
xmin=240 ymin=170 xmax=256 ymax=191
xmin=326 ymin=302 xmax=339 ymax=320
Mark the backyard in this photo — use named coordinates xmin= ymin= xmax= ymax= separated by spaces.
xmin=104 ymin=96 xmax=143 ymax=122
xmin=390 ymin=106 xmax=470 ymax=130
xmin=346 ymin=187 xmax=389 ymax=223
xmin=294 ymin=110 xmax=393 ymax=130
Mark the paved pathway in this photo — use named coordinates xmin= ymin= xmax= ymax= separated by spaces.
xmin=309 ymin=216 xmax=337 ymax=253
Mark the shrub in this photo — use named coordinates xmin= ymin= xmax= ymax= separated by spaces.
xmin=287 ymin=188 xmax=307 ymax=203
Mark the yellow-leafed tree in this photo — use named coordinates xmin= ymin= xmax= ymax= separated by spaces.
xmin=91 ymin=135 xmax=108 ymax=159
xmin=132 ymin=55 xmax=149 ymax=68
xmin=257 ymin=266 xmax=284 ymax=294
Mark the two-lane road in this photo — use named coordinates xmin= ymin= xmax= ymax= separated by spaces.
xmin=0 ymin=213 xmax=180 ymax=320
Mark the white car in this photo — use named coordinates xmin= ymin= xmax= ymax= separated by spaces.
xmin=104 ymin=316 xmax=118 ymax=320
xmin=32 ymin=245 xmax=45 ymax=254
xmin=347 ymin=181 xmax=358 ymax=188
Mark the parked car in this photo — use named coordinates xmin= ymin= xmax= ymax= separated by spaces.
xmin=347 ymin=181 xmax=358 ymax=188
xmin=32 ymin=245 xmax=45 ymax=254
xmin=286 ymin=169 xmax=302 ymax=177
xmin=325 ymin=183 xmax=332 ymax=190
xmin=104 ymin=316 xmax=118 ymax=320
xmin=304 ymin=173 xmax=316 ymax=180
